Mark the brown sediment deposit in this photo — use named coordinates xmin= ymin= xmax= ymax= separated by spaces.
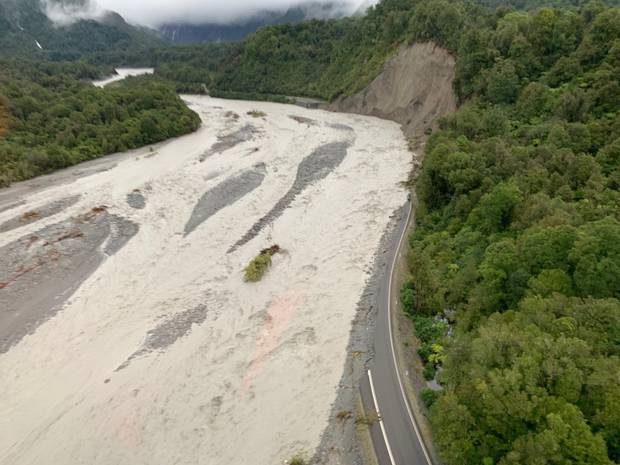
xmin=331 ymin=42 xmax=456 ymax=139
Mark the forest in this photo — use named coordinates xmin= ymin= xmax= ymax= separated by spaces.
xmin=0 ymin=0 xmax=202 ymax=186
xmin=0 ymin=60 xmax=200 ymax=186
xmin=394 ymin=2 xmax=620 ymax=464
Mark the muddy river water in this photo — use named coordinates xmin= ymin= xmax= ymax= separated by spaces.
xmin=0 ymin=96 xmax=411 ymax=465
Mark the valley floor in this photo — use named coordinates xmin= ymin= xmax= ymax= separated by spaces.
xmin=0 ymin=96 xmax=411 ymax=465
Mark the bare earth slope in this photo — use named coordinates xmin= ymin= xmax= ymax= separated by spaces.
xmin=0 ymin=97 xmax=411 ymax=465
xmin=331 ymin=42 xmax=457 ymax=138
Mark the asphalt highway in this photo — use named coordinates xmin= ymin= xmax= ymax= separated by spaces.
xmin=361 ymin=200 xmax=434 ymax=465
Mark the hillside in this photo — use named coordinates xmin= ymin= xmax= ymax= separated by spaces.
xmin=159 ymin=1 xmax=360 ymax=43
xmin=0 ymin=97 xmax=7 ymax=137
xmin=0 ymin=1 xmax=200 ymax=187
xmin=330 ymin=42 xmax=457 ymax=137
xmin=0 ymin=61 xmax=200 ymax=186
xmin=210 ymin=0 xmax=474 ymax=100
xmin=208 ymin=0 xmax=620 ymax=102
xmin=389 ymin=3 xmax=620 ymax=465
xmin=0 ymin=0 xmax=161 ymax=60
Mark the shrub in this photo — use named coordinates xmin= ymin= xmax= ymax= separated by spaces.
xmin=247 ymin=110 xmax=266 ymax=118
xmin=243 ymin=245 xmax=281 ymax=282
xmin=423 ymin=363 xmax=437 ymax=381
xmin=244 ymin=254 xmax=272 ymax=282
xmin=417 ymin=343 xmax=433 ymax=363
xmin=356 ymin=410 xmax=381 ymax=426
xmin=336 ymin=410 xmax=352 ymax=421
xmin=421 ymin=388 xmax=440 ymax=408
xmin=289 ymin=453 xmax=307 ymax=465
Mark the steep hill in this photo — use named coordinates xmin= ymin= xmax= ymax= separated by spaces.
xmin=0 ymin=0 xmax=199 ymax=187
xmin=0 ymin=96 xmax=7 ymax=138
xmin=330 ymin=42 xmax=457 ymax=138
xmin=0 ymin=0 xmax=161 ymax=60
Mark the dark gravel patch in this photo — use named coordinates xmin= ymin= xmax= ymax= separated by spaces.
xmin=0 ymin=208 xmax=138 ymax=354
xmin=289 ymin=115 xmax=317 ymax=125
xmin=184 ymin=163 xmax=267 ymax=236
xmin=0 ymin=195 xmax=81 ymax=234
xmin=116 ymin=303 xmax=209 ymax=370
xmin=0 ymin=200 xmax=26 ymax=215
xmin=228 ymin=141 xmax=352 ymax=253
xmin=199 ymin=124 xmax=259 ymax=162
xmin=328 ymin=123 xmax=354 ymax=132
xmin=126 ymin=190 xmax=146 ymax=209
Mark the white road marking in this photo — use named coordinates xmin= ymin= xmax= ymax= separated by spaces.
xmin=368 ymin=369 xmax=396 ymax=465
xmin=387 ymin=201 xmax=434 ymax=465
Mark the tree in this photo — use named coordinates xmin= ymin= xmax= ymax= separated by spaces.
xmin=404 ymin=248 xmax=442 ymax=315
xmin=431 ymin=394 xmax=478 ymax=465
xmin=468 ymin=181 xmax=523 ymax=234
xmin=527 ymin=269 xmax=573 ymax=297
xmin=570 ymin=218 xmax=620 ymax=299
xmin=486 ymin=59 xmax=520 ymax=104
xmin=500 ymin=404 xmax=612 ymax=465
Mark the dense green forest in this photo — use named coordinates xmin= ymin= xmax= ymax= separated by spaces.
xmin=0 ymin=0 xmax=202 ymax=186
xmin=0 ymin=0 xmax=161 ymax=59
xmin=392 ymin=2 xmax=620 ymax=464
xmin=0 ymin=60 xmax=200 ymax=186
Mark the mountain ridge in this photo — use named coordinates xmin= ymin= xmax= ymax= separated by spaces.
xmin=0 ymin=0 xmax=161 ymax=59
xmin=159 ymin=1 xmax=366 ymax=43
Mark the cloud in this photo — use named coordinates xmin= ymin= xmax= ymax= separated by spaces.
xmin=42 ymin=0 xmax=105 ymax=26
xmin=94 ymin=0 xmax=371 ymax=27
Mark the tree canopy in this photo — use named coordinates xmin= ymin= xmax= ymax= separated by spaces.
xmin=396 ymin=3 xmax=620 ymax=464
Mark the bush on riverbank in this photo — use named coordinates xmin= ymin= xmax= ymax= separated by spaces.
xmin=244 ymin=245 xmax=281 ymax=282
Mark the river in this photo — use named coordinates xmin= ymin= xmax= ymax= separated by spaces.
xmin=0 ymin=95 xmax=411 ymax=465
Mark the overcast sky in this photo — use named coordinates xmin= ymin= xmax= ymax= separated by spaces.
xmin=94 ymin=0 xmax=372 ymax=27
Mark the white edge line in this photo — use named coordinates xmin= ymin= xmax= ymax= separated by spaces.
xmin=387 ymin=200 xmax=434 ymax=465
xmin=367 ymin=369 xmax=396 ymax=465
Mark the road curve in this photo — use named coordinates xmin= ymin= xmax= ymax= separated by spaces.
xmin=361 ymin=199 xmax=434 ymax=465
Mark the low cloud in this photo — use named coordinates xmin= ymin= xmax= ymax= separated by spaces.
xmin=42 ymin=0 xmax=105 ymax=26
xmin=94 ymin=0 xmax=372 ymax=27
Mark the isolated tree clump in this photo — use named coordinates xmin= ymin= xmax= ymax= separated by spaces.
xmin=243 ymin=245 xmax=281 ymax=282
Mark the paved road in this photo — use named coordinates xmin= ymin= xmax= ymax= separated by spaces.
xmin=361 ymin=200 xmax=434 ymax=465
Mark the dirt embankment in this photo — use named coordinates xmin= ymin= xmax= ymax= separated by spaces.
xmin=330 ymin=42 xmax=457 ymax=139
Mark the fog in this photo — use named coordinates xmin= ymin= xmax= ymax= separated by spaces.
xmin=42 ymin=0 xmax=105 ymax=25
xmin=95 ymin=0 xmax=373 ymax=27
